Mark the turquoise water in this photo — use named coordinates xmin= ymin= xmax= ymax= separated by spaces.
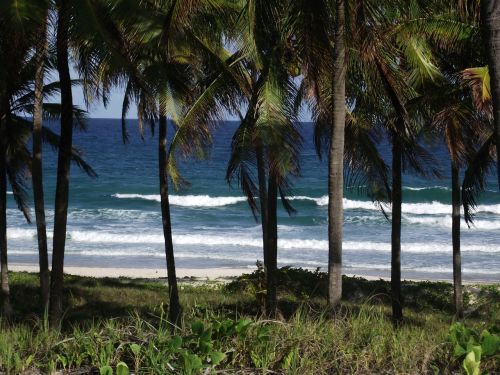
xmin=6 ymin=119 xmax=500 ymax=281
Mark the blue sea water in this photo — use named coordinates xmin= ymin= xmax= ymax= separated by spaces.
xmin=6 ymin=119 xmax=500 ymax=281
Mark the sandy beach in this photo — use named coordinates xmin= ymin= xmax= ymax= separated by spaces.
xmin=11 ymin=263 xmax=496 ymax=284
xmin=10 ymin=264 xmax=253 ymax=280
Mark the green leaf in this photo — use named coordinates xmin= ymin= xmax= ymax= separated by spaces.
xmin=57 ymin=354 xmax=68 ymax=368
xmin=281 ymin=347 xmax=298 ymax=370
xmin=100 ymin=365 xmax=113 ymax=375
xmin=199 ymin=340 xmax=213 ymax=354
xmin=169 ymin=335 xmax=183 ymax=351
xmin=192 ymin=321 xmax=204 ymax=336
xmin=453 ymin=343 xmax=467 ymax=357
xmin=200 ymin=327 xmax=213 ymax=342
xmin=129 ymin=343 xmax=141 ymax=356
xmin=480 ymin=332 xmax=499 ymax=356
xmin=116 ymin=362 xmax=129 ymax=375
xmin=183 ymin=353 xmax=203 ymax=374
xmin=463 ymin=351 xmax=480 ymax=375
xmin=472 ymin=346 xmax=482 ymax=362
xmin=235 ymin=318 xmax=251 ymax=335
xmin=209 ymin=351 xmax=226 ymax=366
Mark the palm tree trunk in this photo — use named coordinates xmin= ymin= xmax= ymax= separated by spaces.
xmin=0 ymin=111 xmax=12 ymax=319
xmin=159 ymin=111 xmax=181 ymax=327
xmin=451 ymin=163 xmax=463 ymax=319
xmin=50 ymin=0 xmax=74 ymax=328
xmin=256 ymin=143 xmax=270 ymax=314
xmin=266 ymin=176 xmax=278 ymax=316
xmin=256 ymin=144 xmax=268 ymax=268
xmin=481 ymin=0 xmax=500 ymax=188
xmin=32 ymin=11 xmax=50 ymax=314
xmin=391 ymin=131 xmax=403 ymax=323
xmin=328 ymin=0 xmax=346 ymax=308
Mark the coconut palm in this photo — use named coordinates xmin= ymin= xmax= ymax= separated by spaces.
xmin=460 ymin=66 xmax=496 ymax=225
xmin=88 ymin=0 xmax=233 ymax=325
xmin=0 ymin=76 xmax=93 ymax=321
xmin=419 ymin=83 xmax=476 ymax=319
xmin=47 ymin=0 xmax=152 ymax=326
xmin=479 ymin=1 xmax=500 ymax=189
xmin=32 ymin=4 xmax=51 ymax=314
xmin=0 ymin=0 xmax=47 ymax=319
xmin=49 ymin=0 xmax=76 ymax=327
xmin=219 ymin=0 xmax=303 ymax=316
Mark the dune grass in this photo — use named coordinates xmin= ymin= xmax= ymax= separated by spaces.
xmin=0 ymin=268 xmax=498 ymax=374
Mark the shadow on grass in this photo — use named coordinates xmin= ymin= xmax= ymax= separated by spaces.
xmin=7 ymin=268 xmax=498 ymax=330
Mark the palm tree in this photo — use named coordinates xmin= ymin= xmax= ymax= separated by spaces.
xmin=99 ymin=0 xmax=229 ymax=325
xmin=221 ymin=0 xmax=303 ymax=316
xmin=0 ymin=116 xmax=32 ymax=319
xmin=425 ymin=89 xmax=476 ymax=319
xmin=48 ymin=0 xmax=142 ymax=326
xmin=0 ymin=0 xmax=46 ymax=319
xmin=32 ymin=5 xmax=50 ymax=314
xmin=461 ymin=66 xmax=496 ymax=237
xmin=326 ymin=0 xmax=346 ymax=308
xmin=479 ymin=1 xmax=500 ymax=189
xmin=50 ymin=0 xmax=75 ymax=327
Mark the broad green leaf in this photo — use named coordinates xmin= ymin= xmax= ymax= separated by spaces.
xmin=100 ymin=365 xmax=113 ymax=375
xmin=480 ymin=332 xmax=499 ymax=356
xmin=463 ymin=351 xmax=480 ymax=375
xmin=116 ymin=362 xmax=129 ymax=375
xmin=169 ymin=335 xmax=183 ymax=351
xmin=192 ymin=321 xmax=204 ymax=335
xmin=453 ymin=343 xmax=467 ymax=357
xmin=129 ymin=343 xmax=141 ymax=356
xmin=183 ymin=353 xmax=203 ymax=374
xmin=235 ymin=318 xmax=251 ymax=335
xmin=210 ymin=351 xmax=226 ymax=365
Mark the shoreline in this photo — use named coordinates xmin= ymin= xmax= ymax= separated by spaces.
xmin=9 ymin=264 xmax=499 ymax=284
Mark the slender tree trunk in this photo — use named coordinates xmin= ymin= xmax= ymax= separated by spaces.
xmin=328 ymin=0 xmax=346 ymax=308
xmin=32 ymin=10 xmax=50 ymax=314
xmin=256 ymin=144 xmax=268 ymax=269
xmin=50 ymin=0 xmax=74 ymax=328
xmin=0 ymin=110 xmax=12 ymax=319
xmin=266 ymin=176 xmax=278 ymax=316
xmin=451 ymin=163 xmax=463 ymax=319
xmin=256 ymin=143 xmax=270 ymax=314
xmin=159 ymin=110 xmax=181 ymax=327
xmin=481 ymin=0 xmax=500 ymax=189
xmin=391 ymin=131 xmax=403 ymax=323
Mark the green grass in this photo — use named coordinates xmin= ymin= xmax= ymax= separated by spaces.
xmin=0 ymin=268 xmax=498 ymax=374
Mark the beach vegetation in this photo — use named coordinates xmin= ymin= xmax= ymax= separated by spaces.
xmin=0 ymin=271 xmax=498 ymax=373
xmin=0 ymin=0 xmax=499 ymax=372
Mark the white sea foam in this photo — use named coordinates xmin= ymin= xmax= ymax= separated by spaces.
xmin=7 ymin=228 xmax=37 ymax=239
xmin=47 ymin=230 xmax=500 ymax=254
xmin=405 ymin=215 xmax=500 ymax=230
xmin=112 ymin=192 xmax=500 ymax=216
xmin=324 ymin=197 xmax=500 ymax=216
xmin=74 ymin=250 xmax=325 ymax=267
xmin=404 ymin=186 xmax=450 ymax=191
xmin=113 ymin=194 xmax=247 ymax=207
xmin=10 ymin=247 xmax=495 ymax=275
xmin=345 ymin=263 xmax=500 ymax=275
xmin=68 ymin=208 xmax=159 ymax=221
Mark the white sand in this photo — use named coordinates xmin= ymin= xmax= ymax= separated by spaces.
xmin=10 ymin=264 xmax=252 ymax=280
xmin=11 ymin=263 xmax=494 ymax=284
xmin=7 ymin=264 xmax=416 ymax=282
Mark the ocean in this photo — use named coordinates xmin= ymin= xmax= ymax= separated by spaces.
xmin=6 ymin=119 xmax=500 ymax=281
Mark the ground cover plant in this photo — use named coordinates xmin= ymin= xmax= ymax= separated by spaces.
xmin=0 ymin=269 xmax=498 ymax=374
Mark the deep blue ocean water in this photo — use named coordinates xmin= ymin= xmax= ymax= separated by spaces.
xmin=6 ymin=119 xmax=500 ymax=281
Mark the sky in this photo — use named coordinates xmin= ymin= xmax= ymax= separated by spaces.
xmin=69 ymin=72 xmax=312 ymax=121
xmin=73 ymin=86 xmax=139 ymax=119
